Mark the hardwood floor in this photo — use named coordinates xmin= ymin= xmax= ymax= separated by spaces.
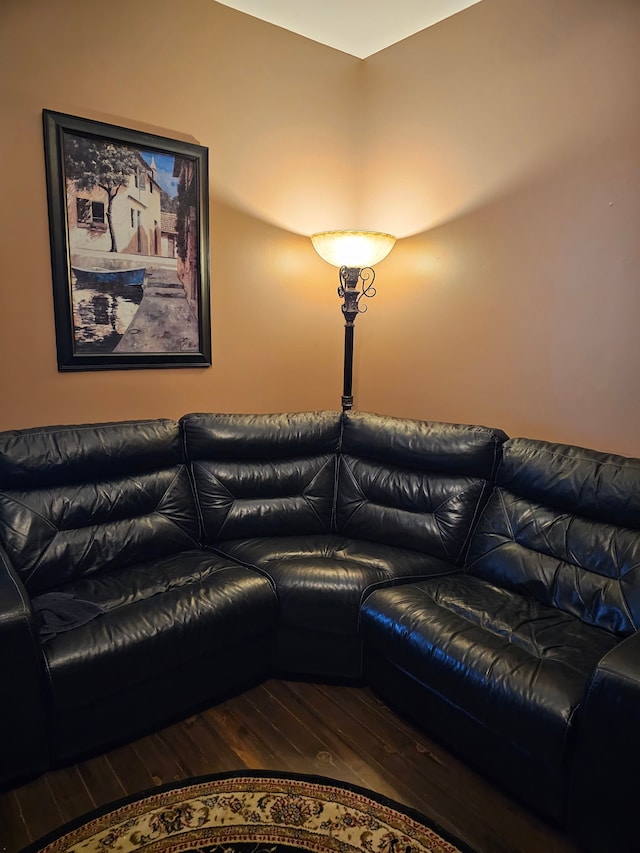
xmin=0 ymin=680 xmax=581 ymax=853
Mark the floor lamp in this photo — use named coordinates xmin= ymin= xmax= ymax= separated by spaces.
xmin=311 ymin=230 xmax=396 ymax=411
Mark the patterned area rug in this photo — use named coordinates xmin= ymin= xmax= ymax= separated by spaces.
xmin=20 ymin=771 xmax=475 ymax=853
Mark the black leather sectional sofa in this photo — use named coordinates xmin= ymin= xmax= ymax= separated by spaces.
xmin=1 ymin=410 xmax=638 ymax=853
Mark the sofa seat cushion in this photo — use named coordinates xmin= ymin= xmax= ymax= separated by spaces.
xmin=215 ymin=535 xmax=457 ymax=678
xmin=361 ymin=574 xmax=618 ymax=768
xmin=217 ymin=535 xmax=456 ymax=633
xmin=42 ymin=549 xmax=278 ymax=711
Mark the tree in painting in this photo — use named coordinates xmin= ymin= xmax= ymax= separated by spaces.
xmin=64 ymin=135 xmax=140 ymax=253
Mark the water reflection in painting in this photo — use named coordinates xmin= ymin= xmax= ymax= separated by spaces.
xmin=72 ymin=278 xmax=144 ymax=353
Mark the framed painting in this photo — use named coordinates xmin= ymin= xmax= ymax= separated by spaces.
xmin=42 ymin=110 xmax=211 ymax=370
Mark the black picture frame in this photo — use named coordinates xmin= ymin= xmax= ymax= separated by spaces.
xmin=43 ymin=110 xmax=211 ymax=370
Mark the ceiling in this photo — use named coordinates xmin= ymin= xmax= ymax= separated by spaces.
xmin=213 ymin=0 xmax=483 ymax=59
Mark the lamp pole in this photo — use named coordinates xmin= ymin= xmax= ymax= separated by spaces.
xmin=338 ymin=265 xmax=376 ymax=411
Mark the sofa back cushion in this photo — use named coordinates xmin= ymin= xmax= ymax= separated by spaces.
xmin=0 ymin=419 xmax=199 ymax=595
xmin=182 ymin=412 xmax=341 ymax=542
xmin=466 ymin=437 xmax=640 ymax=636
xmin=336 ymin=411 xmax=508 ymax=563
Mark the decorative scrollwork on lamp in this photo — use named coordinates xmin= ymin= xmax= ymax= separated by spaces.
xmin=311 ymin=230 xmax=396 ymax=411
xmin=338 ymin=265 xmax=376 ymax=322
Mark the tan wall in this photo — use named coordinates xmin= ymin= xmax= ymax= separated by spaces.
xmin=359 ymin=0 xmax=640 ymax=455
xmin=1 ymin=0 xmax=639 ymax=457
xmin=0 ymin=0 xmax=360 ymax=429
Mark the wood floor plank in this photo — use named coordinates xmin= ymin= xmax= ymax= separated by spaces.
xmin=103 ymin=741 xmax=157 ymax=795
xmin=44 ymin=765 xmax=95 ymax=825
xmin=286 ymin=682 xmax=463 ymax=831
xmin=0 ymin=681 xmax=581 ymax=853
xmin=180 ymin=711 xmax=247 ymax=774
xmin=204 ymin=694 xmax=284 ymax=769
xmin=0 ymin=790 xmax=30 ymax=853
xmin=313 ymin=682 xmax=504 ymax=816
xmin=9 ymin=774 xmax=64 ymax=848
xmin=262 ymin=680 xmax=393 ymax=790
xmin=239 ymin=682 xmax=365 ymax=781
xmin=151 ymin=718 xmax=224 ymax=779
xmin=76 ymin=754 xmax=127 ymax=812
xmin=131 ymin=729 xmax=189 ymax=788
xmin=313 ymin=682 xmax=579 ymax=853
xmin=218 ymin=691 xmax=305 ymax=774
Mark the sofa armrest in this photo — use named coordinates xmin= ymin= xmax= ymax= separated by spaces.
xmin=0 ymin=546 xmax=49 ymax=788
xmin=568 ymin=629 xmax=640 ymax=853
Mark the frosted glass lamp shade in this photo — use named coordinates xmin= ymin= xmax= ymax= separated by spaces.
xmin=311 ymin=230 xmax=396 ymax=268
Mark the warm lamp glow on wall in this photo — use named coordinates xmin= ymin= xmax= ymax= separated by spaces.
xmin=311 ymin=230 xmax=396 ymax=411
